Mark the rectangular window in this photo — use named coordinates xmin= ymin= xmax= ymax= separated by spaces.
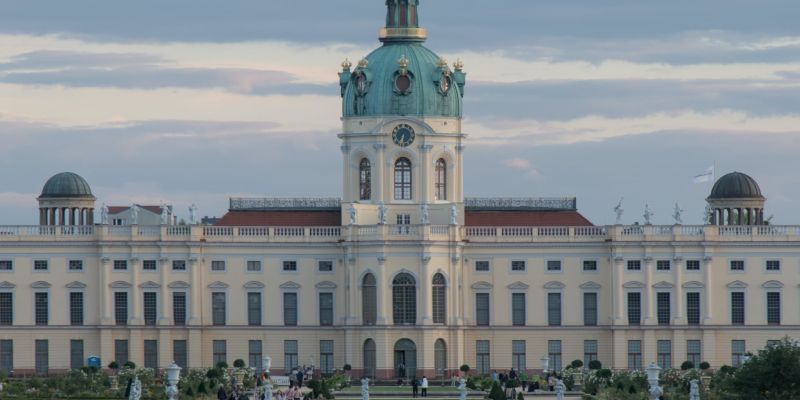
xmin=475 ymin=293 xmax=490 ymax=326
xmin=113 ymin=260 xmax=128 ymax=270
xmin=627 ymin=260 xmax=641 ymax=271
xmin=70 ymin=340 xmax=84 ymax=370
xmin=318 ymin=261 xmax=333 ymax=272
xmin=687 ymin=340 xmax=701 ymax=368
xmin=475 ymin=261 xmax=490 ymax=272
xmin=142 ymin=260 xmax=157 ymax=271
xmin=35 ymin=292 xmax=48 ymax=325
xmin=115 ymin=340 xmax=129 ymax=366
xmin=35 ymin=340 xmax=48 ymax=375
xmin=0 ymin=293 xmax=12 ymax=325
xmin=0 ymin=260 xmax=11 ymax=271
xmin=248 ymin=292 xmax=262 ymax=326
xmin=547 ymin=260 xmax=562 ymax=272
xmin=657 ymin=340 xmax=672 ymax=370
xmin=34 ymin=260 xmax=48 ymax=271
xmin=320 ymin=340 xmax=334 ymax=375
xmin=144 ymin=340 xmax=158 ymax=369
xmin=396 ymin=214 xmax=411 ymax=225
xmin=213 ymin=340 xmax=226 ymax=367
xmin=628 ymin=292 xmax=641 ymax=325
xmin=284 ymin=340 xmax=298 ymax=372
xmin=212 ymin=292 xmax=226 ymax=326
xmin=70 ymin=292 xmax=84 ymax=326
xmin=730 ymin=260 xmax=744 ymax=271
xmin=512 ymin=293 xmax=526 ymax=326
xmin=211 ymin=260 xmax=225 ymax=271
xmin=548 ymin=293 xmax=562 ymax=326
xmin=247 ymin=260 xmax=262 ymax=272
xmin=143 ymin=292 xmax=157 ymax=326
xmin=686 ymin=292 xmax=701 ymax=325
xmin=250 ymin=340 xmax=263 ymax=373
xmin=657 ymin=292 xmax=671 ymax=325
xmin=173 ymin=340 xmax=187 ymax=369
xmin=172 ymin=292 xmax=186 ymax=326
xmin=548 ymin=340 xmax=562 ymax=371
xmin=69 ymin=260 xmax=83 ymax=271
xmin=766 ymin=260 xmax=781 ymax=271
xmin=628 ymin=340 xmax=642 ymax=370
xmin=0 ymin=340 xmax=11 ymax=373
xmin=686 ymin=260 xmax=701 ymax=271
xmin=584 ymin=292 xmax=598 ymax=326
xmin=656 ymin=260 xmax=671 ymax=271
xmin=284 ymin=292 xmax=298 ymax=326
xmin=731 ymin=292 xmax=745 ymax=325
xmin=732 ymin=340 xmax=746 ymax=367
xmin=476 ymin=340 xmax=490 ymax=375
xmin=584 ymin=340 xmax=598 ymax=368
xmin=512 ymin=340 xmax=526 ymax=372
xmin=172 ymin=260 xmax=186 ymax=271
xmin=511 ymin=260 xmax=526 ymax=271
xmin=319 ymin=293 xmax=334 ymax=326
xmin=583 ymin=260 xmax=598 ymax=271
xmin=767 ymin=292 xmax=781 ymax=325
xmin=283 ymin=261 xmax=297 ymax=272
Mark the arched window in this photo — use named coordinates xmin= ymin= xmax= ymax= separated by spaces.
xmin=359 ymin=158 xmax=372 ymax=201
xmin=434 ymin=339 xmax=447 ymax=377
xmin=394 ymin=158 xmax=412 ymax=200
xmin=362 ymin=273 xmax=377 ymax=325
xmin=392 ymin=273 xmax=416 ymax=325
xmin=435 ymin=158 xmax=447 ymax=201
xmin=363 ymin=339 xmax=376 ymax=379
xmin=432 ymin=273 xmax=446 ymax=324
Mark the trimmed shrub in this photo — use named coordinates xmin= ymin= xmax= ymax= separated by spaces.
xmin=233 ymin=359 xmax=246 ymax=368
xmin=588 ymin=360 xmax=602 ymax=370
xmin=681 ymin=361 xmax=695 ymax=370
xmin=216 ymin=361 xmax=229 ymax=370
xmin=570 ymin=359 xmax=584 ymax=369
xmin=699 ymin=361 xmax=711 ymax=371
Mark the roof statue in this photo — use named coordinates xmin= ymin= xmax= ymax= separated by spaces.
xmin=673 ymin=203 xmax=684 ymax=225
xmin=101 ymin=203 xmax=109 ymax=225
xmin=614 ymin=198 xmax=624 ymax=224
xmin=643 ymin=204 xmax=654 ymax=225
xmin=189 ymin=204 xmax=197 ymax=225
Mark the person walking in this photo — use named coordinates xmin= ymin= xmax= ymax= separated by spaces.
xmin=296 ymin=369 xmax=305 ymax=388
xmin=217 ymin=385 xmax=228 ymax=400
xmin=421 ymin=376 xmax=429 ymax=397
xmin=411 ymin=376 xmax=419 ymax=398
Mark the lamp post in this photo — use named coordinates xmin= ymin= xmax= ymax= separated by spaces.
xmin=165 ymin=362 xmax=182 ymax=400
xmin=263 ymin=356 xmax=272 ymax=375
xmin=540 ymin=356 xmax=550 ymax=375
xmin=646 ymin=362 xmax=663 ymax=400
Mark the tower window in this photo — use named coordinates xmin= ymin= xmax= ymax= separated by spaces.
xmin=394 ymin=158 xmax=412 ymax=200
xmin=359 ymin=158 xmax=372 ymax=201
xmin=435 ymin=158 xmax=447 ymax=201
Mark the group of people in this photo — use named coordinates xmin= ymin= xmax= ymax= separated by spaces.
xmin=409 ymin=376 xmax=429 ymax=398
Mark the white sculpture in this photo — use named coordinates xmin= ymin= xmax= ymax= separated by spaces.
xmin=189 ymin=204 xmax=197 ymax=225
xmin=689 ymin=379 xmax=700 ymax=400
xmin=378 ymin=202 xmax=388 ymax=225
xmin=673 ymin=203 xmax=684 ymax=224
xmin=264 ymin=378 xmax=274 ymax=400
xmin=458 ymin=377 xmax=467 ymax=400
xmin=361 ymin=377 xmax=370 ymax=400
xmin=161 ymin=204 xmax=169 ymax=225
xmin=614 ymin=198 xmax=624 ymax=224
xmin=349 ymin=204 xmax=357 ymax=225
xmin=643 ymin=204 xmax=654 ymax=225
xmin=130 ymin=205 xmax=139 ymax=225
xmin=555 ymin=379 xmax=566 ymax=400
xmin=450 ymin=204 xmax=458 ymax=225
xmin=420 ymin=202 xmax=430 ymax=225
xmin=101 ymin=203 xmax=109 ymax=225
xmin=128 ymin=376 xmax=142 ymax=400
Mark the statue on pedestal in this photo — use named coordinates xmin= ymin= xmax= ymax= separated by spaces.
xmin=643 ymin=203 xmax=654 ymax=225
xmin=689 ymin=379 xmax=700 ymax=400
xmin=420 ymin=202 xmax=430 ymax=225
xmin=555 ymin=379 xmax=566 ymax=400
xmin=378 ymin=202 xmax=388 ymax=225
xmin=349 ymin=204 xmax=357 ymax=226
xmin=450 ymin=204 xmax=458 ymax=225
xmin=128 ymin=376 xmax=142 ymax=400
xmin=189 ymin=204 xmax=197 ymax=225
xmin=458 ymin=377 xmax=467 ymax=400
xmin=361 ymin=377 xmax=370 ymax=400
xmin=673 ymin=203 xmax=684 ymax=225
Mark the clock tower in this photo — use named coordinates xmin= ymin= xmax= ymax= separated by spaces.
xmin=338 ymin=0 xmax=467 ymax=226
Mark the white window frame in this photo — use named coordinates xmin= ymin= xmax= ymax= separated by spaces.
xmin=581 ymin=259 xmax=599 ymax=273
xmin=473 ymin=289 xmax=492 ymax=326
xmin=282 ymin=288 xmax=301 ymax=326
xmin=141 ymin=259 xmax=158 ymax=273
xmin=581 ymin=290 xmax=600 ymax=327
xmin=729 ymin=259 xmax=745 ymax=273
xmin=67 ymin=287 xmax=86 ymax=326
xmin=209 ymin=289 xmax=228 ymax=326
xmin=67 ymin=259 xmax=85 ymax=273
xmin=545 ymin=259 xmax=563 ymax=274
xmin=509 ymin=260 xmax=527 ymax=274
xmin=474 ymin=260 xmax=491 ymax=273
xmin=545 ymin=289 xmax=564 ymax=326
xmin=764 ymin=259 xmax=782 ymax=273
xmin=171 ymin=289 xmax=189 ymax=325
xmin=625 ymin=289 xmax=643 ymax=325
xmin=316 ymin=290 xmax=336 ymax=326
xmin=317 ymin=259 xmax=335 ymax=274
xmin=210 ymin=260 xmax=226 ymax=273
xmin=655 ymin=289 xmax=673 ymax=325
xmin=32 ymin=289 xmax=51 ymax=325
xmin=509 ymin=290 xmax=528 ymax=327
xmin=764 ymin=288 xmax=783 ymax=325
xmin=246 ymin=259 xmax=263 ymax=273
xmin=656 ymin=259 xmax=671 ymax=272
xmin=685 ymin=259 xmax=702 ymax=272
xmin=627 ymin=260 xmax=642 ymax=271
xmin=685 ymin=290 xmax=703 ymax=325
xmin=246 ymin=289 xmax=264 ymax=326
xmin=0 ymin=288 xmax=16 ymax=325
xmin=0 ymin=259 xmax=13 ymax=272
xmin=729 ymin=288 xmax=747 ymax=325
xmin=282 ymin=260 xmax=299 ymax=274
xmin=32 ymin=258 xmax=50 ymax=273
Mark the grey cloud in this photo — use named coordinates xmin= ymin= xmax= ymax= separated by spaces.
xmin=0 ymin=50 xmax=166 ymax=70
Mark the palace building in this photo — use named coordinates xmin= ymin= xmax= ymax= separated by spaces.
xmin=1 ymin=0 xmax=799 ymax=378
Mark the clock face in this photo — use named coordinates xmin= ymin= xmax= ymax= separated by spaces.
xmin=392 ymin=124 xmax=416 ymax=147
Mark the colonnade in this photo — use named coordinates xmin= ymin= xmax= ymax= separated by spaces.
xmin=710 ymin=207 xmax=764 ymax=226
xmin=39 ymin=207 xmax=94 ymax=226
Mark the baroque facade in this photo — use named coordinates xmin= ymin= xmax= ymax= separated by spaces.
xmin=1 ymin=0 xmax=799 ymax=378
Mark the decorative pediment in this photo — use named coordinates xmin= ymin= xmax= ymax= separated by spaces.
xmin=727 ymin=280 xmax=748 ymax=289
xmin=243 ymin=281 xmax=266 ymax=289
xmin=139 ymin=281 xmax=160 ymax=289
xmin=280 ymin=281 xmax=301 ymax=289
xmin=168 ymin=281 xmax=190 ymax=289
xmin=471 ymin=281 xmax=493 ymax=290
xmin=762 ymin=280 xmax=784 ymax=289
xmin=507 ymin=281 xmax=529 ymax=290
xmin=207 ymin=281 xmax=229 ymax=289
xmin=652 ymin=281 xmax=674 ymax=289
xmin=682 ymin=281 xmax=705 ymax=289
xmin=316 ymin=281 xmax=337 ymax=289
xmin=580 ymin=281 xmax=602 ymax=290
xmin=109 ymin=281 xmax=132 ymax=289
xmin=65 ymin=281 xmax=87 ymax=289
xmin=623 ymin=281 xmax=645 ymax=289
xmin=30 ymin=281 xmax=51 ymax=289
xmin=543 ymin=281 xmax=566 ymax=290
xmin=0 ymin=281 xmax=15 ymax=289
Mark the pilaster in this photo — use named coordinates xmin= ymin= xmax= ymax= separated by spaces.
xmin=158 ymin=258 xmax=171 ymax=325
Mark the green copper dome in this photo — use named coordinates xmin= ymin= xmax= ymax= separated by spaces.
xmin=40 ymin=172 xmax=94 ymax=198
xmin=339 ymin=0 xmax=466 ymax=119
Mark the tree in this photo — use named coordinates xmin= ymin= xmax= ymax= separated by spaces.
xmin=460 ymin=364 xmax=470 ymax=375
xmin=123 ymin=361 xmax=136 ymax=369
xmin=681 ymin=361 xmax=694 ymax=370
xmin=570 ymin=360 xmax=584 ymax=369
xmin=488 ymin=381 xmax=505 ymax=400
xmin=233 ymin=359 xmax=246 ymax=368
xmin=721 ymin=338 xmax=800 ymax=399
xmin=699 ymin=361 xmax=711 ymax=371
xmin=588 ymin=360 xmax=602 ymax=370
xmin=216 ymin=361 xmax=229 ymax=370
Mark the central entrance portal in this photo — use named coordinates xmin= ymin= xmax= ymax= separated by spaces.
xmin=394 ymin=339 xmax=417 ymax=378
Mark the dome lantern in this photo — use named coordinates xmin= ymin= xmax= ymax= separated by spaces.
xmin=37 ymin=172 xmax=96 ymax=226
xmin=706 ymin=172 xmax=766 ymax=226
xmin=380 ymin=0 xmax=427 ymax=43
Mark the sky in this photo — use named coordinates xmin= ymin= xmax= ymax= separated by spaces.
xmin=0 ymin=0 xmax=799 ymax=225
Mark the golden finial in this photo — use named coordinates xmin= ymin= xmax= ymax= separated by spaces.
xmin=453 ymin=59 xmax=464 ymax=71
xmin=341 ymin=58 xmax=352 ymax=71
xmin=357 ymin=58 xmax=369 ymax=69
xmin=437 ymin=57 xmax=448 ymax=69
xmin=398 ymin=55 xmax=409 ymax=75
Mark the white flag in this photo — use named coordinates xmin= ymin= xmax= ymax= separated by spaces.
xmin=693 ymin=165 xmax=714 ymax=183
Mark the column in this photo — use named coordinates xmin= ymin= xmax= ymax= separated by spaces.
xmin=188 ymin=329 xmax=203 ymax=368
xmin=709 ymin=209 xmax=716 ymax=225
xmin=450 ymin=254 xmax=462 ymax=325
xmin=159 ymin=329 xmax=172 ymax=368
xmin=642 ymin=330 xmax=656 ymax=366
xmin=612 ymin=329 xmax=627 ymax=369
xmin=79 ymin=208 xmax=85 ymax=226
xmin=129 ymin=329 xmax=143 ymax=367
xmin=702 ymin=330 xmax=716 ymax=367
xmin=341 ymin=145 xmax=351 ymax=202
xmin=420 ymin=255 xmax=432 ymax=324
xmin=376 ymin=259 xmax=388 ymax=325
xmin=727 ymin=208 xmax=734 ymax=225
xmin=420 ymin=144 xmax=432 ymax=202
xmin=69 ymin=208 xmax=76 ymax=225
xmin=374 ymin=144 xmax=386 ymax=202
xmin=159 ymin=258 xmax=171 ymax=325
xmin=674 ymin=257 xmax=684 ymax=324
xmin=703 ymin=256 xmax=714 ymax=324
xmin=644 ymin=257 xmax=655 ymax=325
xmin=49 ymin=208 xmax=56 ymax=226
xmin=188 ymin=258 xmax=201 ymax=325
xmin=88 ymin=209 xmax=94 ymax=225
xmin=612 ymin=256 xmax=624 ymax=325
xmin=130 ymin=258 xmax=142 ymax=325
xmin=100 ymin=258 xmax=113 ymax=324
xmin=61 ymin=207 xmax=67 ymax=225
